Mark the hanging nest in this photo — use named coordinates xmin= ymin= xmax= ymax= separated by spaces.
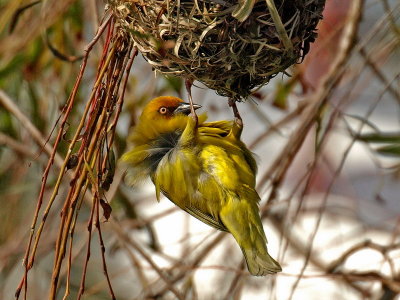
xmin=108 ymin=0 xmax=325 ymax=100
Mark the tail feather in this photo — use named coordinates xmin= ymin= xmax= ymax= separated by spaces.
xmin=241 ymin=246 xmax=282 ymax=276
xmin=219 ymin=192 xmax=282 ymax=276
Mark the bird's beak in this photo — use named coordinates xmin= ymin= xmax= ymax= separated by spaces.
xmin=173 ymin=102 xmax=202 ymax=115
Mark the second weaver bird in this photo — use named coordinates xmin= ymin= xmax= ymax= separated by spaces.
xmin=122 ymin=96 xmax=281 ymax=275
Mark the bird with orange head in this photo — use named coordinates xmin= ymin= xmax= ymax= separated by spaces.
xmin=123 ymin=96 xmax=281 ymax=276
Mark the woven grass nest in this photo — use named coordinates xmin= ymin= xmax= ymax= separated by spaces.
xmin=109 ymin=0 xmax=326 ymax=100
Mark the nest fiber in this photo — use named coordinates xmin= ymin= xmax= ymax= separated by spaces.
xmin=109 ymin=0 xmax=325 ymax=100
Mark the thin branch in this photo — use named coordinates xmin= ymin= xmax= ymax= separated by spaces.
xmin=260 ymin=0 xmax=364 ymax=203
xmin=110 ymin=219 xmax=186 ymax=300
xmin=0 ymin=90 xmax=64 ymax=167
xmin=285 ymin=1 xmax=365 ymax=295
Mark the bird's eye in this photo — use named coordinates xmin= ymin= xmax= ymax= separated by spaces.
xmin=159 ymin=107 xmax=168 ymax=114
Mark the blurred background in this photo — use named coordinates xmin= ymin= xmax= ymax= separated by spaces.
xmin=0 ymin=0 xmax=399 ymax=299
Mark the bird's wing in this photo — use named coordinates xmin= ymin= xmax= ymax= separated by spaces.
xmin=199 ymin=119 xmax=258 ymax=175
xmin=198 ymin=121 xmax=245 ymax=157
xmin=199 ymin=120 xmax=233 ymax=137
xmin=239 ymin=141 xmax=258 ymax=175
xmin=160 ymin=187 xmax=228 ymax=232
xmin=184 ymin=206 xmax=228 ymax=231
xmin=151 ymin=118 xmax=254 ymax=232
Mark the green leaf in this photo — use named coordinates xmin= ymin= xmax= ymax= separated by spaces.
xmin=376 ymin=145 xmax=400 ymax=157
xmin=355 ymin=132 xmax=400 ymax=144
xmin=272 ymin=82 xmax=290 ymax=110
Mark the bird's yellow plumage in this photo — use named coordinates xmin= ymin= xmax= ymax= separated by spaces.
xmin=122 ymin=96 xmax=281 ymax=275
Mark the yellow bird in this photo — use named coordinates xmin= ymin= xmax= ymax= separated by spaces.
xmin=122 ymin=96 xmax=281 ymax=275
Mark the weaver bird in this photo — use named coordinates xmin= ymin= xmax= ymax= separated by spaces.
xmin=122 ymin=96 xmax=281 ymax=276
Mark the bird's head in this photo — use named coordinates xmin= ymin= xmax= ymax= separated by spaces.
xmin=132 ymin=96 xmax=203 ymax=144
xmin=141 ymin=96 xmax=201 ymax=121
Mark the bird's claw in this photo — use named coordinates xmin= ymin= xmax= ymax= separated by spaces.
xmin=228 ymin=98 xmax=243 ymax=125
xmin=185 ymin=78 xmax=198 ymax=125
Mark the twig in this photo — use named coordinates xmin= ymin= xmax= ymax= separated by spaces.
xmin=223 ymin=261 xmax=245 ymax=299
xmin=381 ymin=0 xmax=400 ymax=37
xmin=110 ymin=219 xmax=186 ymax=300
xmin=50 ymin=34 xmax=129 ymax=298
xmin=62 ymin=180 xmax=90 ymax=300
xmin=0 ymin=132 xmax=36 ymax=159
xmin=327 ymin=240 xmax=400 ymax=273
xmin=48 ymin=41 xmax=117 ymax=300
xmin=359 ymin=47 xmax=400 ymax=104
xmin=77 ymin=193 xmax=97 ymax=300
xmin=249 ymin=100 xmax=307 ymax=149
xmin=0 ymin=90 xmax=64 ymax=167
xmin=260 ymin=0 xmax=364 ymax=203
xmin=145 ymin=232 xmax=226 ymax=298
xmin=14 ymin=13 xmax=114 ymax=300
xmin=117 ymin=238 xmax=150 ymax=291
xmin=95 ymin=188 xmax=116 ymax=299
xmin=285 ymin=2 xmax=365 ymax=297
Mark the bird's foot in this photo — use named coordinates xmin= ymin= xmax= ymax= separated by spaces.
xmin=228 ymin=98 xmax=243 ymax=127
xmin=185 ymin=78 xmax=198 ymax=125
